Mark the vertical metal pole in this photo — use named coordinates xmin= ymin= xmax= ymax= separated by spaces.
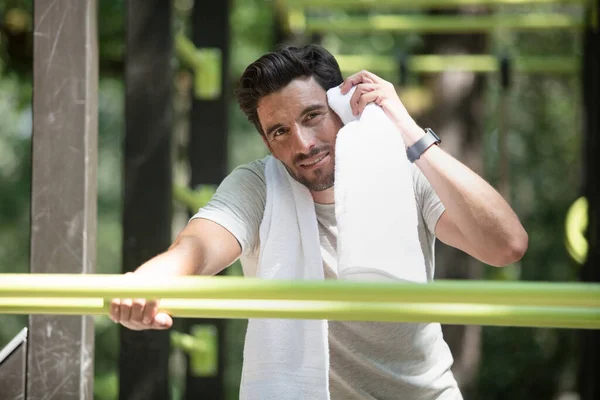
xmin=579 ymin=1 xmax=599 ymax=399
xmin=272 ymin=2 xmax=303 ymax=49
xmin=29 ymin=1 xmax=98 ymax=399
xmin=498 ymin=54 xmax=512 ymax=203
xmin=185 ymin=1 xmax=229 ymax=398
xmin=189 ymin=0 xmax=230 ymax=185
xmin=273 ymin=0 xmax=288 ymax=48
xmin=120 ymin=1 xmax=173 ymax=399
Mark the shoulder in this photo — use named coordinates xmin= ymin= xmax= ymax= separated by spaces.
xmin=194 ymin=156 xmax=271 ymax=256
xmin=219 ymin=156 xmax=269 ymax=192
xmin=227 ymin=156 xmax=268 ymax=184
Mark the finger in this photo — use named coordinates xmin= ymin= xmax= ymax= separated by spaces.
xmin=121 ymin=321 xmax=144 ymax=331
xmin=340 ymin=70 xmax=378 ymax=94
xmin=130 ymin=298 xmax=146 ymax=323
xmin=151 ymin=312 xmax=173 ymax=330
xmin=119 ymin=298 xmax=133 ymax=323
xmin=142 ymin=299 xmax=159 ymax=325
xmin=349 ymin=83 xmax=378 ymax=115
xmin=109 ymin=299 xmax=121 ymax=323
xmin=365 ymin=70 xmax=383 ymax=83
xmin=356 ymin=90 xmax=383 ymax=116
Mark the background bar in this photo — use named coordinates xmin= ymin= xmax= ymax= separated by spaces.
xmin=334 ymin=54 xmax=579 ymax=75
xmin=289 ymin=0 xmax=587 ymax=11
xmin=305 ymin=14 xmax=583 ymax=34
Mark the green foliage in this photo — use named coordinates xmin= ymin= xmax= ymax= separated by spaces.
xmin=477 ymin=25 xmax=583 ymax=398
xmin=0 ymin=55 xmax=31 ymax=352
xmin=171 ymin=325 xmax=218 ymax=377
xmin=174 ymin=184 xmax=216 ymax=213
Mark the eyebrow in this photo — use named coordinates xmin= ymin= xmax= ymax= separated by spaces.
xmin=264 ymin=104 xmax=327 ymax=137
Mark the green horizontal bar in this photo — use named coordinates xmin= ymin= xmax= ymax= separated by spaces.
xmin=288 ymin=0 xmax=587 ymax=11
xmin=335 ymin=54 xmax=579 ymax=74
xmin=306 ymin=13 xmax=583 ymax=34
xmin=0 ymin=297 xmax=597 ymax=329
xmin=0 ymin=274 xmax=599 ymax=308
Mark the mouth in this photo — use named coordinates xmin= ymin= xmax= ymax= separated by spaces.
xmin=298 ymin=152 xmax=330 ymax=170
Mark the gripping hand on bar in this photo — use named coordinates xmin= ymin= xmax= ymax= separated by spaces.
xmin=108 ymin=217 xmax=244 ymax=331
xmin=108 ymin=272 xmax=172 ymax=330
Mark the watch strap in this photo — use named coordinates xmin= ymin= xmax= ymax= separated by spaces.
xmin=406 ymin=128 xmax=440 ymax=163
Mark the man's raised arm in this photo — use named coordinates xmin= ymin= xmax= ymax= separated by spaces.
xmin=340 ymin=70 xmax=528 ymax=267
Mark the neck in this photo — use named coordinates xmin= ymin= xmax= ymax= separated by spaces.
xmin=311 ymin=186 xmax=334 ymax=204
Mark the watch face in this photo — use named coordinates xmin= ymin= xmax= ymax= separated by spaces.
xmin=426 ymin=128 xmax=441 ymax=143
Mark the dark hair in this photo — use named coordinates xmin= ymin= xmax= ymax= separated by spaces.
xmin=235 ymin=44 xmax=343 ymax=135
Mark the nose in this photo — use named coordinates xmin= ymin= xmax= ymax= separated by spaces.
xmin=291 ymin=125 xmax=317 ymax=154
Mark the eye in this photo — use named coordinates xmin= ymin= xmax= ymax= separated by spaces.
xmin=305 ymin=111 xmax=322 ymax=122
xmin=272 ymin=127 xmax=287 ymax=138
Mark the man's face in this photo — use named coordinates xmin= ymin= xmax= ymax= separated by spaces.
xmin=257 ymin=77 xmax=343 ymax=192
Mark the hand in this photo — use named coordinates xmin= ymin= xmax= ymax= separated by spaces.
xmin=108 ymin=272 xmax=173 ymax=330
xmin=340 ymin=70 xmax=424 ymax=146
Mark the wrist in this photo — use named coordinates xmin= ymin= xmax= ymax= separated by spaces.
xmin=400 ymin=124 xmax=426 ymax=149
xmin=406 ymin=127 xmax=441 ymax=163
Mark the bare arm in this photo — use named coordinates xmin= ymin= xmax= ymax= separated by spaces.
xmin=416 ymin=145 xmax=528 ymax=266
xmin=109 ymin=218 xmax=242 ymax=330
xmin=135 ymin=218 xmax=242 ymax=277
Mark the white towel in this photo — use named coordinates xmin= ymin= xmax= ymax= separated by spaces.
xmin=239 ymin=86 xmax=426 ymax=399
xmin=329 ymin=87 xmax=427 ymax=283
xmin=239 ymin=155 xmax=330 ymax=400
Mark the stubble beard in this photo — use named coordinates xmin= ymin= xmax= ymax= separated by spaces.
xmin=285 ymin=164 xmax=335 ymax=192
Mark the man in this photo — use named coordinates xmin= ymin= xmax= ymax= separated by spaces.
xmin=110 ymin=44 xmax=528 ymax=399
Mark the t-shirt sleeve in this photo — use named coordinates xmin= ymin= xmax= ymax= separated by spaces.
xmin=412 ymin=165 xmax=446 ymax=236
xmin=190 ymin=161 xmax=266 ymax=256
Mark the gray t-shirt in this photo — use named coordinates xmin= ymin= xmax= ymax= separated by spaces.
xmin=192 ymin=156 xmax=462 ymax=399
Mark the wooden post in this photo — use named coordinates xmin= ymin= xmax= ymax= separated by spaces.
xmin=28 ymin=1 xmax=98 ymax=398
xmin=184 ymin=1 xmax=229 ymax=398
xmin=120 ymin=1 xmax=173 ymax=399
xmin=579 ymin=1 xmax=599 ymax=399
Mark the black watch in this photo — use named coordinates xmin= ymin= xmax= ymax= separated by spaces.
xmin=406 ymin=128 xmax=441 ymax=163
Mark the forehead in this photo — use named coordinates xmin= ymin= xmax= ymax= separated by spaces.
xmin=257 ymin=77 xmax=327 ymax=124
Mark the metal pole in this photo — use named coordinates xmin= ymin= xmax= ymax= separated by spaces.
xmin=184 ymin=1 xmax=230 ymax=398
xmin=305 ymin=13 xmax=582 ymax=34
xmin=292 ymin=0 xmax=586 ymax=11
xmin=121 ymin=1 xmax=173 ymax=398
xmin=0 ymin=298 xmax=598 ymax=330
